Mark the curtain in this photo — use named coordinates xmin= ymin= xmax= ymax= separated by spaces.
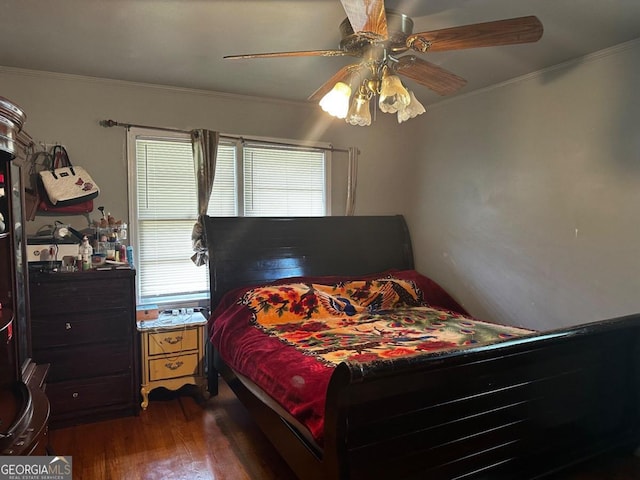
xmin=345 ymin=146 xmax=358 ymax=216
xmin=190 ymin=129 xmax=219 ymax=266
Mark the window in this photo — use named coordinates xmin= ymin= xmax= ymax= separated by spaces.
xmin=127 ymin=128 xmax=330 ymax=306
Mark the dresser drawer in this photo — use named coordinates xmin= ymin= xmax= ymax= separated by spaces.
xmin=34 ymin=342 xmax=132 ymax=382
xmin=46 ymin=374 xmax=133 ymax=415
xmin=31 ymin=309 xmax=131 ymax=348
xmin=30 ymin=276 xmax=133 ymax=315
xmin=147 ymin=327 xmax=199 ymax=356
xmin=148 ymin=352 xmax=200 ymax=382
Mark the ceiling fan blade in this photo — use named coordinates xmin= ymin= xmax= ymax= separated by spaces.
xmin=224 ymin=49 xmax=353 ymax=60
xmin=406 ymin=15 xmax=543 ymax=53
xmin=339 ymin=0 xmax=388 ymax=38
xmin=394 ymin=56 xmax=467 ymax=96
xmin=308 ymin=63 xmax=364 ymax=102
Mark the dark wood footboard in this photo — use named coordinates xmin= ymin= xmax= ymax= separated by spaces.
xmin=322 ymin=314 xmax=640 ymax=480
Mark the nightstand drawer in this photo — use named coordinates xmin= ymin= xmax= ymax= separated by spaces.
xmin=147 ymin=327 xmax=199 ymax=355
xmin=148 ymin=353 xmax=200 ymax=381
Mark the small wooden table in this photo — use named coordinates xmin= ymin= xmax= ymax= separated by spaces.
xmin=137 ymin=311 xmax=208 ymax=409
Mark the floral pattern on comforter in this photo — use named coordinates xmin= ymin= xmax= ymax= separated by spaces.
xmin=242 ymin=277 xmax=533 ymax=366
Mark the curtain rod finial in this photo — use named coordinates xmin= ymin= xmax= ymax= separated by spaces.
xmin=99 ymin=119 xmax=117 ymax=128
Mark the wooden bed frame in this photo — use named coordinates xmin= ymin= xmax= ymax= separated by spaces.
xmin=204 ymin=215 xmax=640 ymax=480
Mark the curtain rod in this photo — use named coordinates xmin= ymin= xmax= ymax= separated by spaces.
xmin=99 ymin=119 xmax=353 ymax=154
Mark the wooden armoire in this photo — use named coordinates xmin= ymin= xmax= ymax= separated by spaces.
xmin=0 ymin=95 xmax=49 ymax=455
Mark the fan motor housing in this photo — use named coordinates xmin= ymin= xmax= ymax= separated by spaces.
xmin=339 ymin=10 xmax=414 ymax=55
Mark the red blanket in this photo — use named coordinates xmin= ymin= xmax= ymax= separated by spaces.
xmin=209 ymin=270 xmax=534 ymax=445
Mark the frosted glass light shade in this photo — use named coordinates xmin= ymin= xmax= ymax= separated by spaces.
xmin=319 ymin=82 xmax=352 ymax=119
xmin=346 ymin=92 xmax=372 ymax=126
xmin=378 ymin=74 xmax=410 ymax=114
xmin=397 ymin=90 xmax=426 ymax=123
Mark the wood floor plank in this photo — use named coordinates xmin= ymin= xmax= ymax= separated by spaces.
xmin=48 ymin=381 xmax=640 ymax=480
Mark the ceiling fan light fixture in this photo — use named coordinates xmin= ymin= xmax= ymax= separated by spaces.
xmin=378 ymin=69 xmax=410 ymax=114
xmin=225 ymin=2 xmax=544 ymax=128
xmin=319 ymin=81 xmax=352 ymax=118
xmin=397 ymin=90 xmax=426 ymax=123
xmin=346 ymin=87 xmax=372 ymax=126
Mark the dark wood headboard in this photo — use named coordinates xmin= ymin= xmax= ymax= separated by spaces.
xmin=204 ymin=215 xmax=414 ymax=308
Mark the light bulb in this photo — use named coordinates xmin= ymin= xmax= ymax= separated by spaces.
xmin=378 ymin=73 xmax=410 ymax=114
xmin=397 ymin=90 xmax=426 ymax=123
xmin=319 ymin=82 xmax=351 ymax=119
xmin=346 ymin=90 xmax=372 ymax=126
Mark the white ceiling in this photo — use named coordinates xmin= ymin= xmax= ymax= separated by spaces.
xmin=1 ymin=0 xmax=640 ymax=106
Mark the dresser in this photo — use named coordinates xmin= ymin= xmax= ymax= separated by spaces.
xmin=29 ymin=269 xmax=139 ymax=428
xmin=137 ymin=312 xmax=208 ymax=409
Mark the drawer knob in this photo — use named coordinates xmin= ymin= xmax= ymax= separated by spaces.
xmin=65 ymin=322 xmax=72 ymax=330
xmin=72 ymin=392 xmax=79 ymax=399
xmin=163 ymin=336 xmax=182 ymax=345
xmin=165 ymin=361 xmax=184 ymax=371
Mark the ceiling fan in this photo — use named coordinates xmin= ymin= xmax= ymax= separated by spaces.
xmin=224 ymin=0 xmax=543 ymax=126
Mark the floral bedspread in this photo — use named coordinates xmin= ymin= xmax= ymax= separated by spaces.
xmin=210 ymin=270 xmax=534 ymax=446
xmin=242 ymin=278 xmax=530 ymax=366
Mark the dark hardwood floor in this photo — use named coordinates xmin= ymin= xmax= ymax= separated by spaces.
xmin=49 ymin=382 xmax=640 ymax=480
xmin=49 ymin=382 xmax=297 ymax=480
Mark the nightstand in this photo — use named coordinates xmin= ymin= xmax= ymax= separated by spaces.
xmin=137 ymin=311 xmax=208 ymax=409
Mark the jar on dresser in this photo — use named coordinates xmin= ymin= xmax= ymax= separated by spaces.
xmin=29 ymin=269 xmax=140 ymax=428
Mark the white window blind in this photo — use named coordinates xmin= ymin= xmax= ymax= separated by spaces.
xmin=130 ymin=130 xmax=329 ymax=306
xmin=135 ymin=137 xmax=204 ymax=300
xmin=243 ymin=145 xmax=325 ymax=216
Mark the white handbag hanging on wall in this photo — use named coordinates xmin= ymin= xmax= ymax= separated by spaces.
xmin=38 ymin=145 xmax=100 ymax=206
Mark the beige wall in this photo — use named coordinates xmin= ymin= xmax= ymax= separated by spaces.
xmin=0 ymin=67 xmax=416 ymax=235
xmin=405 ymin=39 xmax=640 ymax=329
